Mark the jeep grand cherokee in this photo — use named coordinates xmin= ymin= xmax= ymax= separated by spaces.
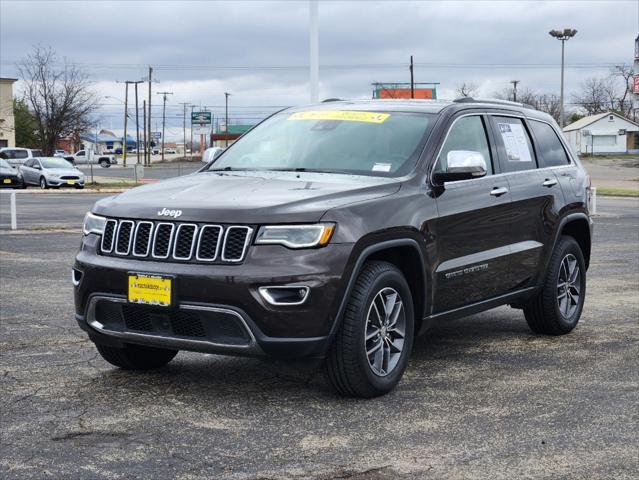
xmin=74 ymin=98 xmax=592 ymax=398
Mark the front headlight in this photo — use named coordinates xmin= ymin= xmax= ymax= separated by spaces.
xmin=82 ymin=212 xmax=106 ymax=236
xmin=48 ymin=172 xmax=59 ymax=178
xmin=255 ymin=223 xmax=335 ymax=249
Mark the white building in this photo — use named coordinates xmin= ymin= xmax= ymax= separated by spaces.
xmin=563 ymin=111 xmax=639 ymax=155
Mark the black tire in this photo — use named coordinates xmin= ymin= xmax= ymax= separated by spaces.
xmin=95 ymin=342 xmax=178 ymax=370
xmin=325 ymin=261 xmax=414 ymax=398
xmin=39 ymin=176 xmax=48 ymax=189
xmin=75 ymin=185 xmax=85 ymax=190
xmin=524 ymin=236 xmax=586 ymax=335
xmin=99 ymin=159 xmax=110 ymax=168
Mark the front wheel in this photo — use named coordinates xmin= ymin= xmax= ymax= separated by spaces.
xmin=524 ymin=236 xmax=586 ymax=335
xmin=325 ymin=261 xmax=414 ymax=398
xmin=39 ymin=176 xmax=48 ymax=189
xmin=95 ymin=343 xmax=178 ymax=370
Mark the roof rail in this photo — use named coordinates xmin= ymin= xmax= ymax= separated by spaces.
xmin=453 ymin=97 xmax=534 ymax=109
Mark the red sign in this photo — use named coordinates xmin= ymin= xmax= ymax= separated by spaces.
xmin=379 ymin=88 xmax=434 ymax=99
xmin=634 ymin=75 xmax=639 ymax=94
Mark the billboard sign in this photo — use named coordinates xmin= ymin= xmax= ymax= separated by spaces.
xmin=151 ymin=131 xmax=162 ymax=139
xmin=377 ymin=88 xmax=435 ymax=100
xmin=633 ymin=75 xmax=639 ymax=95
xmin=191 ymin=111 xmax=212 ymax=135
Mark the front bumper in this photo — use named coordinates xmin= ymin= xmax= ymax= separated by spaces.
xmin=74 ymin=234 xmax=353 ymax=359
xmin=47 ymin=177 xmax=85 ymax=187
xmin=0 ymin=175 xmax=24 ymax=187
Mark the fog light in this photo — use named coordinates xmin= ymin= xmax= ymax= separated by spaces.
xmin=72 ymin=268 xmax=83 ymax=286
xmin=259 ymin=286 xmax=309 ymax=306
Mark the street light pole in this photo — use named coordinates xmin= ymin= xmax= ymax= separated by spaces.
xmin=224 ymin=92 xmax=231 ymax=147
xmin=549 ymin=28 xmax=577 ymax=127
xmin=156 ymin=91 xmax=173 ymax=162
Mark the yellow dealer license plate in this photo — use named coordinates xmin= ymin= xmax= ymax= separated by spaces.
xmin=66 ymin=180 xmax=75 ymax=185
xmin=128 ymin=274 xmax=172 ymax=307
xmin=3 ymin=179 xmax=11 ymax=184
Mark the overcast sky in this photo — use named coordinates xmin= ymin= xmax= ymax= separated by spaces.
xmin=1 ymin=0 xmax=637 ymax=139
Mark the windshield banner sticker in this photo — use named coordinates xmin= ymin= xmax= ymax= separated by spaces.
xmin=497 ymin=122 xmax=532 ymax=162
xmin=288 ymin=111 xmax=391 ymax=123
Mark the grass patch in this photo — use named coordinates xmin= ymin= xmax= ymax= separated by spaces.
xmin=596 ymin=187 xmax=639 ymax=197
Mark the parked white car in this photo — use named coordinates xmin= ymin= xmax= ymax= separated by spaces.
xmin=0 ymin=147 xmax=45 ymax=166
xmin=164 ymin=148 xmax=177 ymax=154
xmin=20 ymin=157 xmax=85 ymax=189
xmin=64 ymin=150 xmax=117 ymax=168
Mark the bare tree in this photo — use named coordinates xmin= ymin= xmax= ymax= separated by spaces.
xmin=609 ymin=64 xmax=634 ymax=116
xmin=493 ymin=86 xmax=562 ymax=123
xmin=455 ymin=82 xmax=479 ymax=98
xmin=17 ymin=45 xmax=98 ymax=155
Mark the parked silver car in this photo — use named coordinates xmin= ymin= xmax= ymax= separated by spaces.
xmin=20 ymin=157 xmax=85 ymax=189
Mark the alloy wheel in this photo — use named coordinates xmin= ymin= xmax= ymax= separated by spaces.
xmin=557 ymin=253 xmax=581 ymax=318
xmin=364 ymin=287 xmax=406 ymax=376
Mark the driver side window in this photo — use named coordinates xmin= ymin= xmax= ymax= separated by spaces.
xmin=436 ymin=116 xmax=493 ymax=175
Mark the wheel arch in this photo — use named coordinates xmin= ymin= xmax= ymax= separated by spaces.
xmin=555 ymin=213 xmax=592 ymax=270
xmin=328 ymin=238 xmax=427 ymax=344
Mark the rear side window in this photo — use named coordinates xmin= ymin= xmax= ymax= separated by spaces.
xmin=12 ymin=150 xmax=29 ymax=159
xmin=31 ymin=150 xmax=44 ymax=157
xmin=529 ymin=120 xmax=570 ymax=167
xmin=436 ymin=115 xmax=493 ymax=175
xmin=490 ymin=117 xmax=536 ymax=173
xmin=24 ymin=159 xmax=34 ymax=167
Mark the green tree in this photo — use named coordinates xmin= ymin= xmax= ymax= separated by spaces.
xmin=13 ymin=98 xmax=39 ymax=147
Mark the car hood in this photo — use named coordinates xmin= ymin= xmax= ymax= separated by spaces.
xmin=93 ymin=170 xmax=401 ymax=223
xmin=0 ymin=167 xmax=19 ymax=175
xmin=45 ymin=168 xmax=83 ymax=176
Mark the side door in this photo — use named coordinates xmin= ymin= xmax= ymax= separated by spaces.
xmin=21 ymin=159 xmax=35 ymax=184
xmin=75 ymin=150 xmax=87 ymax=164
xmin=487 ymin=115 xmax=564 ymax=289
xmin=431 ymin=114 xmax=513 ymax=312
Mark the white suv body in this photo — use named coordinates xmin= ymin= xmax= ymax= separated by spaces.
xmin=0 ymin=148 xmax=45 ymax=166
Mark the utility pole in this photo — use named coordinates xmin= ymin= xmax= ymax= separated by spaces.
xmin=129 ymin=80 xmax=144 ymax=165
xmin=179 ymin=102 xmax=190 ymax=158
xmin=143 ymin=100 xmax=147 ymax=166
xmin=156 ymin=91 xmax=173 ymax=162
xmin=224 ymin=92 xmax=231 ymax=147
xmin=147 ymin=66 xmax=153 ymax=165
xmin=549 ymin=28 xmax=577 ymax=127
xmin=190 ymin=105 xmax=194 ymax=161
xmin=122 ymin=82 xmax=129 ymax=167
xmin=410 ymin=55 xmax=415 ymax=99
xmin=510 ymin=80 xmax=520 ymax=102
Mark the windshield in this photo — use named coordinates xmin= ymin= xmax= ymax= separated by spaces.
xmin=0 ymin=159 xmax=11 ymax=168
xmin=40 ymin=157 xmax=73 ymax=169
xmin=206 ymin=110 xmax=433 ymax=176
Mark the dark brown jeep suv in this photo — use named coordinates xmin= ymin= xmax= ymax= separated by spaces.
xmin=74 ymin=99 xmax=593 ymax=397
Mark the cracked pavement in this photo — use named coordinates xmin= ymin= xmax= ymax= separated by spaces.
xmin=0 ymin=197 xmax=637 ymax=479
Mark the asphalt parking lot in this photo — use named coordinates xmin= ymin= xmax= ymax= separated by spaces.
xmin=0 ymin=196 xmax=637 ymax=479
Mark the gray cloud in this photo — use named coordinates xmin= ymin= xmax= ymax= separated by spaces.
xmin=1 ymin=0 xmax=636 ymax=134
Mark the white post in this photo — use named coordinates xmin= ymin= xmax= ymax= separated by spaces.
xmin=309 ymin=0 xmax=319 ymax=103
xmin=591 ymin=187 xmax=597 ymax=215
xmin=10 ymin=191 xmax=17 ymax=230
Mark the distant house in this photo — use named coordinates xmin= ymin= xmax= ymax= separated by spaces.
xmin=563 ymin=112 xmax=639 ymax=155
xmin=79 ymin=130 xmax=136 ymax=153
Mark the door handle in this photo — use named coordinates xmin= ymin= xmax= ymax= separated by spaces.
xmin=490 ymin=187 xmax=509 ymax=197
xmin=542 ymin=178 xmax=558 ymax=187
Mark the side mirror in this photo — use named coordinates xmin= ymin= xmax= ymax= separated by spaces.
xmin=202 ymin=147 xmax=225 ymax=163
xmin=433 ymin=150 xmax=487 ymax=183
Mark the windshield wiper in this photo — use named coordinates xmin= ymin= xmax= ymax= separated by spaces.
xmin=207 ymin=166 xmax=234 ymax=171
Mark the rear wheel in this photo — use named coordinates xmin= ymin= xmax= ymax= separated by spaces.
xmin=524 ymin=236 xmax=586 ymax=335
xmin=95 ymin=343 xmax=178 ymax=370
xmin=325 ymin=261 xmax=414 ymax=398
xmin=99 ymin=159 xmax=110 ymax=168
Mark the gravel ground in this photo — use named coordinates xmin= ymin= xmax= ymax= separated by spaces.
xmin=0 ymin=197 xmax=637 ymax=479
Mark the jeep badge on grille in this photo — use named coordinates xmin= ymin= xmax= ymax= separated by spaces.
xmin=157 ymin=208 xmax=182 ymax=218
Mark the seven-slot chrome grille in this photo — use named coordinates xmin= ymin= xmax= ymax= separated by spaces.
xmin=101 ymin=219 xmax=253 ymax=264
